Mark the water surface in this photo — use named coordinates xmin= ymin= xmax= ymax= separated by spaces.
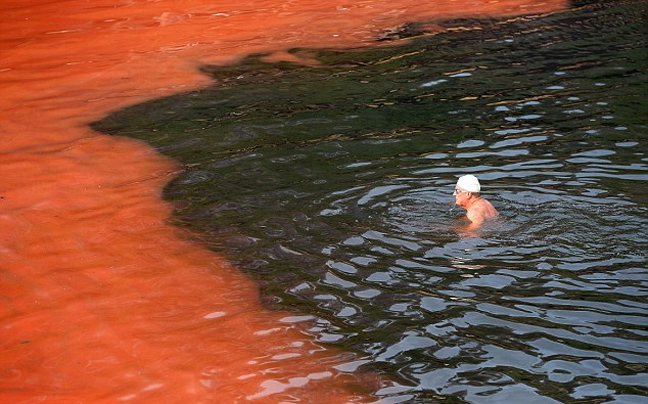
xmin=95 ymin=1 xmax=648 ymax=402
xmin=2 ymin=1 xmax=574 ymax=403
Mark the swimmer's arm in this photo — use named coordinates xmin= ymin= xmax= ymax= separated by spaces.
xmin=466 ymin=209 xmax=485 ymax=226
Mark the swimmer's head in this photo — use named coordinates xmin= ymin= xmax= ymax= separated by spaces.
xmin=455 ymin=174 xmax=481 ymax=193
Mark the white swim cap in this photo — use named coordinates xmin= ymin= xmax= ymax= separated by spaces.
xmin=456 ymin=174 xmax=481 ymax=193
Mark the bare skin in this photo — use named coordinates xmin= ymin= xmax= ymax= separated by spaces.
xmin=454 ymin=188 xmax=499 ymax=228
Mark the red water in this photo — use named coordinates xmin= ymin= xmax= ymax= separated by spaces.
xmin=0 ymin=1 xmax=567 ymax=402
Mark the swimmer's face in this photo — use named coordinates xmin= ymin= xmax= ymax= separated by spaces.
xmin=453 ymin=187 xmax=471 ymax=207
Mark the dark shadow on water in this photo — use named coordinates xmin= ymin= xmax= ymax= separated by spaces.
xmin=92 ymin=1 xmax=648 ymax=402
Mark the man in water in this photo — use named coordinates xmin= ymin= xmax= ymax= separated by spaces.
xmin=453 ymin=174 xmax=498 ymax=227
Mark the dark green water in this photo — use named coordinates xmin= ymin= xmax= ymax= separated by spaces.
xmin=94 ymin=1 xmax=648 ymax=403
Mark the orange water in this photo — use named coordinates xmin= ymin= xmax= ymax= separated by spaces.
xmin=0 ymin=1 xmax=567 ymax=402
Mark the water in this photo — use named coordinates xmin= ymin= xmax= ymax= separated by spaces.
xmin=5 ymin=1 xmax=588 ymax=403
xmin=96 ymin=0 xmax=645 ymax=402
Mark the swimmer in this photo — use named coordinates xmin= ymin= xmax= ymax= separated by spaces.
xmin=453 ymin=174 xmax=498 ymax=227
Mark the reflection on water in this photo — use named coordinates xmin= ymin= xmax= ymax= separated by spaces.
xmin=96 ymin=1 xmax=648 ymax=402
xmin=3 ymin=0 xmax=582 ymax=402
